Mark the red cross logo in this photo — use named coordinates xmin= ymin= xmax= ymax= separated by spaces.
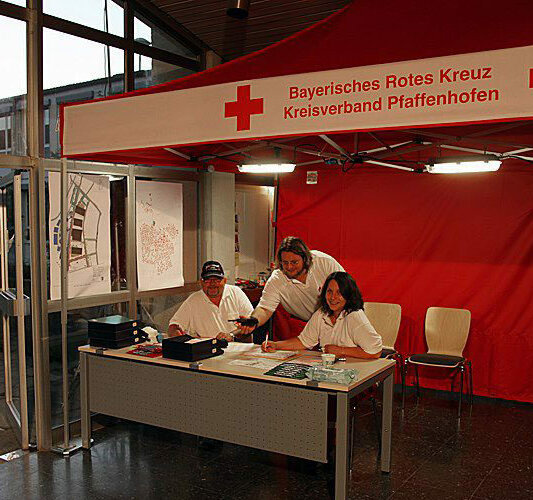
xmin=224 ymin=85 xmax=264 ymax=131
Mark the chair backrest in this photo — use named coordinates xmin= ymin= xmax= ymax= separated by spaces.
xmin=364 ymin=302 xmax=402 ymax=350
xmin=425 ymin=307 xmax=471 ymax=357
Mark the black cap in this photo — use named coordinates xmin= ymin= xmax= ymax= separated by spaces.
xmin=201 ymin=261 xmax=225 ymax=280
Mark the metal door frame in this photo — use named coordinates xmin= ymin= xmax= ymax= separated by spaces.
xmin=0 ymin=167 xmax=30 ymax=450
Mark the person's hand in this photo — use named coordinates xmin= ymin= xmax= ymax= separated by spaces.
xmin=167 ymin=324 xmax=185 ymax=337
xmin=236 ymin=315 xmax=258 ymax=336
xmin=216 ymin=332 xmax=234 ymax=342
xmin=324 ymin=345 xmax=344 ymax=357
xmin=261 ymin=340 xmax=277 ymax=352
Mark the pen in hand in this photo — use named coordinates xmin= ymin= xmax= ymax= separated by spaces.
xmin=262 ymin=332 xmax=270 ymax=352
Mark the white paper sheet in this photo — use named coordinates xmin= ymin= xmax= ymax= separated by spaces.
xmin=228 ymin=358 xmax=283 ymax=370
xmin=240 ymin=345 xmax=297 ymax=360
xmin=48 ymin=172 xmax=111 ymax=300
xmin=224 ymin=343 xmax=257 ymax=353
xmin=291 ymin=354 xmax=324 ymax=366
xmin=136 ymin=180 xmax=183 ymax=291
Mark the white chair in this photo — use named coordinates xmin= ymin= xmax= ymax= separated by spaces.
xmin=364 ymin=302 xmax=404 ymax=395
xmin=405 ymin=306 xmax=473 ymax=417
xmin=349 ymin=302 xmax=402 ymax=471
xmin=364 ymin=302 xmax=402 ymax=356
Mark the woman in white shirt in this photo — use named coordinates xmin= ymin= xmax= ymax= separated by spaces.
xmin=262 ymin=272 xmax=382 ymax=359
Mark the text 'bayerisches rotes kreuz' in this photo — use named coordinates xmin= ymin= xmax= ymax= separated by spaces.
xmin=283 ymin=66 xmax=499 ymax=119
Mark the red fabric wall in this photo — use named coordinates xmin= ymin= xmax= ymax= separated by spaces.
xmin=276 ymin=162 xmax=533 ymax=403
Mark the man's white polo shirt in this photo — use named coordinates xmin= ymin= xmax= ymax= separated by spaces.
xmin=169 ymin=285 xmax=253 ymax=338
xmin=298 ymin=309 xmax=382 ymax=354
xmin=256 ymin=250 xmax=344 ymax=321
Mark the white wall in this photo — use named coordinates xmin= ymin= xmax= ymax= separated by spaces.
xmin=201 ymin=171 xmax=236 ymax=283
xmin=235 ymin=185 xmax=274 ymax=281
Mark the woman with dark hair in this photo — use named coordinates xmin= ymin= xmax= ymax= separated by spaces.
xmin=262 ymin=272 xmax=382 ymax=359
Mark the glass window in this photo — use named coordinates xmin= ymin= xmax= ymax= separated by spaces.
xmin=110 ymin=176 xmax=127 ymax=291
xmin=48 ymin=302 xmax=128 ymax=427
xmin=134 ymin=56 xmax=195 ymax=90
xmin=43 ymin=0 xmax=124 ymax=37
xmin=0 ymin=16 xmax=27 ymax=156
xmin=44 ymin=107 xmax=50 ymax=147
xmin=43 ymin=28 xmax=124 ymax=158
xmin=4 ymin=171 xmax=32 ymax=295
xmin=134 ymin=12 xmax=197 ymax=59
xmin=3 ymin=1 xmax=26 ymax=6
xmin=4 ymin=182 xmax=16 ymax=290
xmin=138 ymin=295 xmax=188 ymax=333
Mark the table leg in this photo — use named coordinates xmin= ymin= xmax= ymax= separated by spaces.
xmin=381 ymin=371 xmax=393 ymax=473
xmin=335 ymin=392 xmax=349 ymax=500
xmin=80 ymin=353 xmax=91 ymax=449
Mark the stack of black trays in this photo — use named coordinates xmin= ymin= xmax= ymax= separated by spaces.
xmin=88 ymin=315 xmax=141 ymax=349
xmin=163 ymin=335 xmax=223 ymax=362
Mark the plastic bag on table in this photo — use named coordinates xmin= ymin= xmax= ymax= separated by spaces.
xmin=306 ymin=366 xmax=359 ymax=385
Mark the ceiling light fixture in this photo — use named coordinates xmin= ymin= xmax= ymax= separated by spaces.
xmin=426 ymin=155 xmax=501 ymax=174
xmin=227 ymin=0 xmax=250 ymax=19
xmin=238 ymin=163 xmax=295 ymax=173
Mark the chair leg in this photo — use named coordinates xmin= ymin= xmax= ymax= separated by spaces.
xmin=402 ymin=359 xmax=408 ymax=410
xmin=396 ymin=354 xmax=405 ymax=409
xmin=468 ymin=360 xmax=474 ymax=406
xmin=414 ymin=363 xmax=420 ymax=400
xmin=370 ymin=397 xmax=382 ymax=455
xmin=458 ymin=365 xmax=464 ymax=418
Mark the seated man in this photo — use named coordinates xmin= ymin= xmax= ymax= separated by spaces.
xmin=168 ymin=261 xmax=253 ymax=341
xmin=262 ymin=272 xmax=382 ymax=359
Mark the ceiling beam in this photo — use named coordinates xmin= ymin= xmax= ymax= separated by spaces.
xmin=319 ymin=134 xmax=350 ymax=158
xmin=164 ymin=148 xmax=191 ymax=160
xmin=370 ymin=142 xmax=426 ymax=159
xmin=465 ymin=121 xmax=532 ymax=138
xmin=405 ymin=129 xmax=533 ymax=151
xmin=364 ymin=160 xmax=415 ymax=172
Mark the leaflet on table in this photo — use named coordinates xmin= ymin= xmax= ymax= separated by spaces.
xmin=228 ymin=358 xmax=282 ymax=370
xmin=240 ymin=346 xmax=297 ymax=361
xmin=290 ymin=353 xmax=324 ymax=365
xmin=223 ymin=343 xmax=257 ymax=353
xmin=264 ymin=362 xmax=312 ymax=380
xmin=126 ymin=344 xmax=162 ymax=358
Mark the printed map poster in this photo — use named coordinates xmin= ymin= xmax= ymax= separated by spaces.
xmin=136 ymin=180 xmax=183 ymax=291
xmin=48 ymin=172 xmax=111 ymax=300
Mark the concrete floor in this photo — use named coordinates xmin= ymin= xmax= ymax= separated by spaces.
xmin=0 ymin=406 xmax=19 ymax=456
xmin=1 ymin=391 xmax=532 ymax=499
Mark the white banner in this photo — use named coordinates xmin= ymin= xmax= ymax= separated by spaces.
xmin=48 ymin=172 xmax=111 ymax=300
xmin=136 ymin=180 xmax=183 ymax=292
xmin=63 ymin=45 xmax=533 ymax=155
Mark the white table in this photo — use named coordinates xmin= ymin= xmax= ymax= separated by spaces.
xmin=79 ymin=344 xmax=395 ymax=500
